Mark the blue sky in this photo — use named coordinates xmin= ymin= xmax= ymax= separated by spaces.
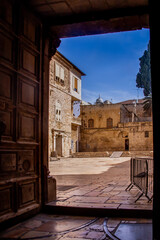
xmin=58 ymin=29 xmax=150 ymax=104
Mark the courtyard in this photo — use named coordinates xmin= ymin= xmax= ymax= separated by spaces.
xmin=49 ymin=155 xmax=153 ymax=210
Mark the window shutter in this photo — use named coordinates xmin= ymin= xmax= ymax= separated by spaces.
xmin=55 ymin=101 xmax=61 ymax=121
xmin=77 ymin=79 xmax=80 ymax=93
xmin=72 ymin=76 xmax=75 ymax=90
xmin=55 ymin=63 xmax=60 ymax=77
xmin=75 ymin=78 xmax=78 ymax=91
xmin=61 ymin=67 xmax=64 ymax=80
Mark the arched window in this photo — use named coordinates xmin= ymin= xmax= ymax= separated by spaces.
xmin=145 ymin=131 xmax=149 ymax=138
xmin=107 ymin=118 xmax=113 ymax=128
xmin=55 ymin=101 xmax=61 ymax=121
xmin=88 ymin=119 xmax=94 ymax=128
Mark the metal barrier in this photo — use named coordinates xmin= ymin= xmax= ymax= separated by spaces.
xmin=126 ymin=157 xmax=153 ymax=202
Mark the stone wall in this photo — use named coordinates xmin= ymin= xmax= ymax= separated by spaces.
xmin=80 ymin=121 xmax=153 ymax=152
xmin=71 ymin=125 xmax=78 ymax=153
xmin=81 ymin=104 xmax=121 ymax=128
xmin=49 ymin=86 xmax=72 ymax=157
xmin=80 ymin=103 xmax=153 ymax=152
xmin=49 ymin=52 xmax=83 ymax=157
xmin=120 ymin=103 xmax=152 ymax=123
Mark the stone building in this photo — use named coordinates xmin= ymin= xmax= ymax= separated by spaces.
xmin=49 ymin=51 xmax=85 ymax=157
xmin=80 ymin=97 xmax=153 ymax=152
xmin=1 ymin=1 xmax=160 ymax=239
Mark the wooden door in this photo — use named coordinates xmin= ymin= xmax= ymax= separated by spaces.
xmin=125 ymin=139 xmax=129 ymax=151
xmin=56 ymin=135 xmax=62 ymax=156
xmin=0 ymin=0 xmax=42 ymax=222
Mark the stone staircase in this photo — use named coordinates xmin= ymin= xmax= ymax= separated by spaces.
xmin=110 ymin=151 xmax=123 ymax=158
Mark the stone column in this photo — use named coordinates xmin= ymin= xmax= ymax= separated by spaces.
xmin=54 ymin=134 xmax=56 ymax=151
xmin=62 ymin=135 xmax=64 ymax=157
xmin=42 ymin=32 xmax=61 ymax=204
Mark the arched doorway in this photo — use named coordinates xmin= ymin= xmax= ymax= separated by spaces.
xmin=125 ymin=139 xmax=129 ymax=151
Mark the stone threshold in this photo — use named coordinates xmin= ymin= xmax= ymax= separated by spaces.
xmin=44 ymin=204 xmax=153 ymax=219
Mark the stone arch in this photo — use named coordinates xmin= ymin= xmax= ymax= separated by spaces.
xmin=118 ymin=131 xmax=128 ymax=138
xmin=107 ymin=117 xmax=113 ymax=128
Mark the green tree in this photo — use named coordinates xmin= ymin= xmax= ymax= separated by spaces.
xmin=136 ymin=41 xmax=151 ymax=97
xmin=143 ymin=95 xmax=152 ymax=115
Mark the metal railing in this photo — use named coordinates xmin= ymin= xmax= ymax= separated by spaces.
xmin=126 ymin=157 xmax=153 ymax=202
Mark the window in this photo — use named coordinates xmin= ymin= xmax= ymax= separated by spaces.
xmin=61 ymin=68 xmax=64 ymax=81
xmin=145 ymin=131 xmax=149 ymax=138
xmin=55 ymin=63 xmax=64 ymax=85
xmin=107 ymin=118 xmax=113 ymax=129
xmin=55 ymin=64 xmax=60 ymax=78
xmin=88 ymin=119 xmax=94 ymax=128
xmin=81 ymin=120 xmax=85 ymax=127
xmin=72 ymin=76 xmax=79 ymax=92
xmin=55 ymin=101 xmax=61 ymax=121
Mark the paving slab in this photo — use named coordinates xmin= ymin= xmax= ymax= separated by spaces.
xmin=68 ymin=196 xmax=109 ymax=204
xmin=0 ymin=227 xmax=29 ymax=239
xmin=115 ymin=223 xmax=152 ymax=240
xmin=49 ymin=157 xmax=153 ymax=211
xmin=36 ymin=218 xmax=93 ymax=233
xmin=0 ymin=214 xmax=152 ymax=240
xmin=21 ymin=231 xmax=51 ymax=239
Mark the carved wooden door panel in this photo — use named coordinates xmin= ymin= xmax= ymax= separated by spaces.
xmin=0 ymin=0 xmax=42 ymax=221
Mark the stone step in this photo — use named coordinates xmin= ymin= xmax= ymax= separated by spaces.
xmin=72 ymin=151 xmax=112 ymax=158
xmin=121 ymin=151 xmax=153 ymax=157
xmin=110 ymin=151 xmax=123 ymax=158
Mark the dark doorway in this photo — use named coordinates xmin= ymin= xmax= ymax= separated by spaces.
xmin=125 ymin=139 xmax=129 ymax=151
xmin=56 ymin=135 xmax=62 ymax=156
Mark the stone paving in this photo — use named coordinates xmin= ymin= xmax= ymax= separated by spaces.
xmin=0 ymin=213 xmax=152 ymax=240
xmin=49 ymin=157 xmax=153 ymax=210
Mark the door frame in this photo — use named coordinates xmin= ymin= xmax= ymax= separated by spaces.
xmin=125 ymin=139 xmax=129 ymax=151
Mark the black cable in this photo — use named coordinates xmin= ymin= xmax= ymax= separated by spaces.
xmin=103 ymin=218 xmax=121 ymax=240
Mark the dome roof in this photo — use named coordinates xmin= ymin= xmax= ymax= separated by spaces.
xmin=104 ymin=100 xmax=112 ymax=104
xmin=95 ymin=95 xmax=103 ymax=104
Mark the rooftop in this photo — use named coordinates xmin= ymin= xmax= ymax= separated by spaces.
xmin=56 ymin=50 xmax=86 ymax=76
